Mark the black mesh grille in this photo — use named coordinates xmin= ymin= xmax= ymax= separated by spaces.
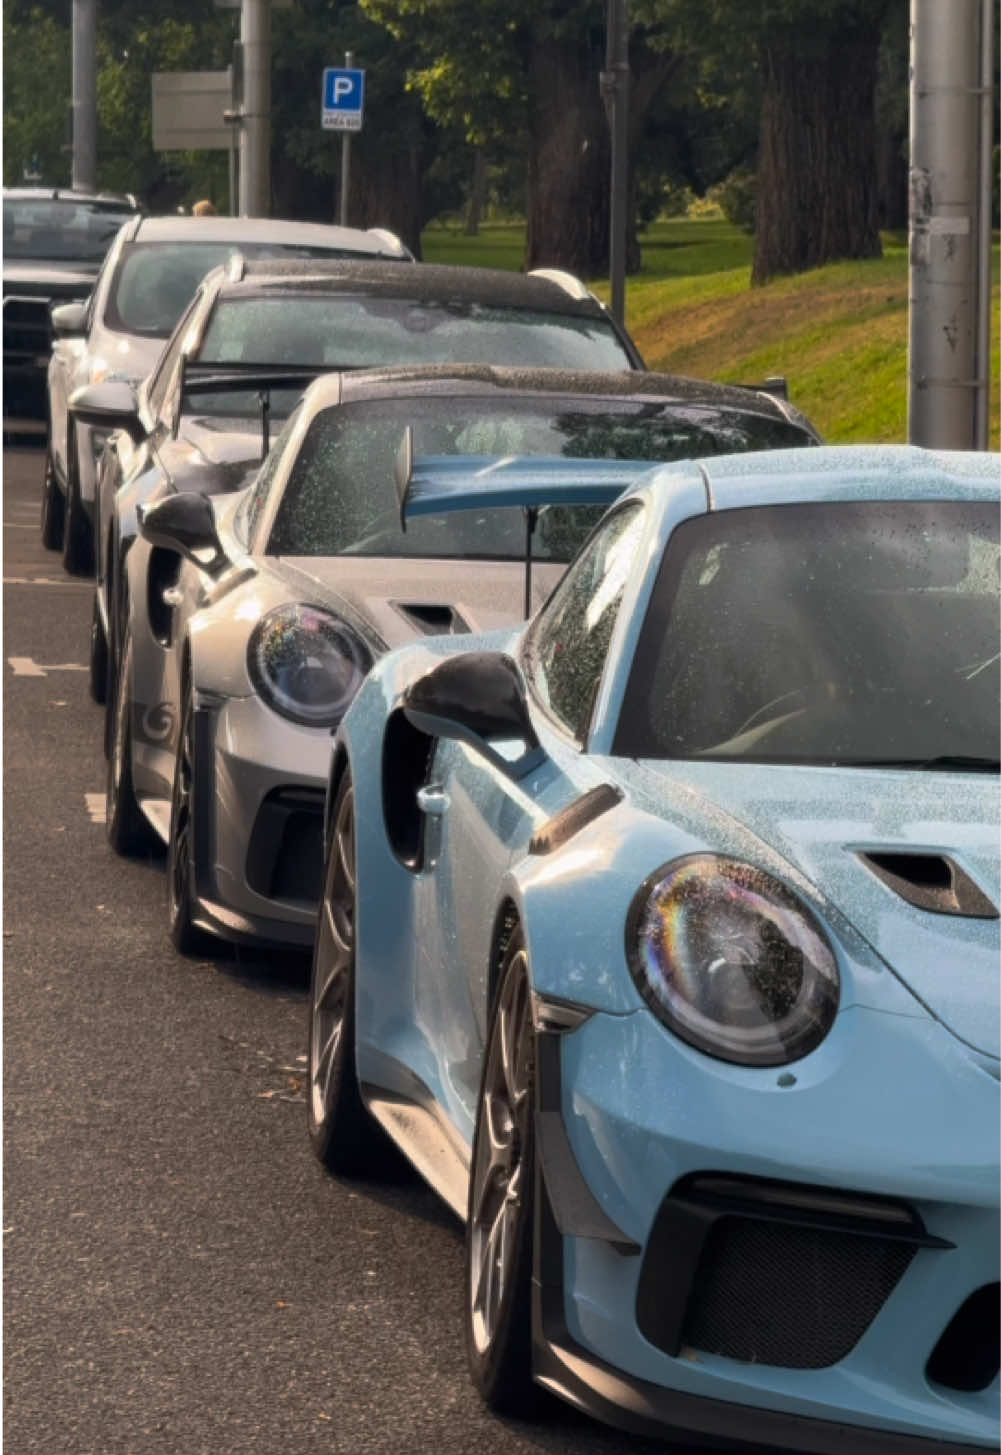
xmin=926 ymin=1283 xmax=1000 ymax=1392
xmin=682 ymin=1216 xmax=915 ymax=1368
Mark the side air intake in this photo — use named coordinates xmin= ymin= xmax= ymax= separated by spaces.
xmin=856 ymin=851 xmax=998 ymax=919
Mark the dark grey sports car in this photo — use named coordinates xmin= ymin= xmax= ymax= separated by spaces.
xmin=104 ymin=364 xmax=819 ymax=955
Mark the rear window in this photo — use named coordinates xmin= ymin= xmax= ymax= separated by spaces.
xmin=197 ymin=294 xmax=636 ymax=372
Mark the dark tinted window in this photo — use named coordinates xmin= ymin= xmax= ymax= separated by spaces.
xmin=3 ymin=198 xmax=133 ymax=262
xmin=197 ymin=294 xmax=635 ymax=371
xmin=615 ymin=501 xmax=1000 ymax=768
xmin=267 ymin=398 xmax=671 ymax=561
xmin=523 ymin=504 xmax=646 ymax=742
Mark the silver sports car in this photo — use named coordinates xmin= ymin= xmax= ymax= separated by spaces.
xmin=106 ymin=364 xmax=819 ymax=955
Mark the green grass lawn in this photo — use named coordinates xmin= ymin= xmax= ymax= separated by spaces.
xmin=421 ymin=217 xmax=1000 ymax=447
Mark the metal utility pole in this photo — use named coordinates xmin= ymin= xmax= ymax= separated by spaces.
xmin=71 ymin=0 xmax=97 ymax=192
xmin=973 ymin=0 xmax=995 ymax=450
xmin=340 ymin=50 xmax=354 ymax=227
xmin=602 ymin=0 xmax=630 ymax=324
xmin=239 ymin=0 xmax=271 ymax=217
xmin=907 ymin=0 xmax=984 ymax=448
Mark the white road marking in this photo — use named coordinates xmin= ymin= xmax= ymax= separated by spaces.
xmin=3 ymin=522 xmax=41 ymax=529
xmin=8 ymin=657 xmax=87 ymax=675
xmin=85 ymin=793 xmax=106 ymax=823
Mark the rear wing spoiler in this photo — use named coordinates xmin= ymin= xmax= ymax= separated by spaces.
xmin=179 ymin=360 xmax=323 ymax=456
xmin=393 ymin=425 xmax=650 ymax=530
xmin=393 ymin=429 xmax=654 ymax=617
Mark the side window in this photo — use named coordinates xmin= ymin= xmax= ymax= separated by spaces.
xmin=523 ymin=502 xmax=645 ymax=743
xmin=235 ymin=406 xmax=303 ymax=551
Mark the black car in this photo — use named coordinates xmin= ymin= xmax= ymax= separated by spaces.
xmin=69 ymin=256 xmax=648 ymax=708
xmin=3 ymin=187 xmax=141 ymax=424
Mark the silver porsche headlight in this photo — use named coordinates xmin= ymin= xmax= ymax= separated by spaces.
xmin=247 ymin=604 xmax=371 ymax=728
xmin=626 ymin=855 xmax=839 ymax=1066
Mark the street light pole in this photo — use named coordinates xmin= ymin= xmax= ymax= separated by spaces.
xmin=239 ymin=0 xmax=271 ymax=217
xmin=603 ymin=0 xmax=630 ymax=325
xmin=71 ymin=0 xmax=97 ymax=192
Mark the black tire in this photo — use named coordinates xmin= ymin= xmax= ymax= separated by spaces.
xmin=61 ymin=431 xmax=93 ymax=575
xmin=166 ymin=682 xmax=212 ymax=955
xmin=40 ymin=447 xmax=64 ymax=551
xmin=464 ymin=928 xmax=541 ymax=1416
xmin=89 ymin=595 xmax=108 ymax=705
xmin=307 ymin=772 xmax=389 ymax=1174
xmin=106 ymin=630 xmax=154 ymax=856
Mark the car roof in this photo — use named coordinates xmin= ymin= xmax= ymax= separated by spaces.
xmin=210 ymin=259 xmax=614 ymax=318
xmin=306 ymin=362 xmax=801 ymax=421
xmin=676 ymin=444 xmax=1001 ymax=512
xmin=3 ymin=186 xmax=139 ymax=209
xmin=131 ymin=214 xmax=408 ymax=256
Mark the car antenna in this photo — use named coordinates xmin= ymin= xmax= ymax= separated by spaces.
xmin=523 ymin=506 xmax=538 ymax=619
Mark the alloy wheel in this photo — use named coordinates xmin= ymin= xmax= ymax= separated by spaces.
xmin=309 ymin=786 xmax=356 ymax=1131
xmin=468 ymin=948 xmax=533 ymax=1356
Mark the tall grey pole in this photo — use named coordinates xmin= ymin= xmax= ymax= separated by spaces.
xmin=908 ymin=0 xmax=981 ymax=448
xmin=973 ymin=0 xmax=994 ymax=450
xmin=339 ymin=51 xmax=354 ymax=227
xmin=604 ymin=0 xmax=630 ymax=324
xmin=71 ymin=0 xmax=97 ymax=192
xmin=239 ymin=0 xmax=271 ymax=217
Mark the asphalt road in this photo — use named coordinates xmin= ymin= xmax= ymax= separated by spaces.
xmin=2 ymin=443 xmax=721 ymax=1455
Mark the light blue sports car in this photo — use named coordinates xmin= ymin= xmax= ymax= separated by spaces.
xmin=308 ymin=444 xmax=999 ymax=1452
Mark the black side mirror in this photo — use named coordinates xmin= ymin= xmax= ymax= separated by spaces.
xmin=50 ymin=300 xmax=88 ymax=338
xmin=68 ymin=380 xmax=145 ymax=444
xmin=402 ymin=653 xmax=543 ymax=779
xmin=136 ymin=492 xmax=227 ymax=576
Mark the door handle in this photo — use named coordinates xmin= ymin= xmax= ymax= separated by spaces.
xmin=416 ymin=785 xmax=449 ymax=816
xmin=162 ymin=586 xmax=183 ymax=607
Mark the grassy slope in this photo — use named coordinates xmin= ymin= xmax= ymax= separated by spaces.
xmin=422 ymin=218 xmax=1000 ymax=447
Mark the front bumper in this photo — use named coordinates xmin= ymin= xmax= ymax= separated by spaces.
xmin=190 ymin=693 xmax=333 ymax=949
xmin=531 ymin=1004 xmax=999 ymax=1450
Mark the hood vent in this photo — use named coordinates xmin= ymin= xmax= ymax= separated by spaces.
xmin=393 ymin=601 xmax=470 ymax=636
xmin=856 ymin=851 xmax=998 ymax=920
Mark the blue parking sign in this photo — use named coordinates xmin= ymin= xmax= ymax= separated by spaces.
xmin=322 ymin=68 xmax=365 ymax=132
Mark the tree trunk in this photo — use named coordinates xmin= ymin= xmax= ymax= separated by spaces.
xmin=525 ymin=33 xmax=610 ymax=275
xmin=753 ymin=17 xmax=884 ymax=285
xmin=347 ymin=138 xmax=425 ymax=260
xmin=465 ymin=147 xmax=488 ymax=236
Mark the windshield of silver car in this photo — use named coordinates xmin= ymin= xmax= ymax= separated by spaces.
xmin=106 ymin=243 xmax=385 ymax=337
xmin=196 ymin=294 xmax=637 ymax=372
xmin=614 ymin=500 xmax=1000 ymax=769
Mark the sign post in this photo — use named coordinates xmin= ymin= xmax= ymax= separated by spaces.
xmin=322 ymin=56 xmax=365 ymax=226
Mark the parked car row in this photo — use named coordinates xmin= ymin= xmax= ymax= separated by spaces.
xmin=16 ymin=196 xmax=1000 ymax=1452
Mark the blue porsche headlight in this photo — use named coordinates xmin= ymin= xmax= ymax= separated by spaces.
xmin=248 ymin=604 xmax=371 ymax=728
xmin=626 ymin=855 xmax=839 ymax=1066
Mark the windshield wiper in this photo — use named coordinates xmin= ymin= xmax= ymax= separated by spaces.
xmin=848 ymin=756 xmax=1000 ymax=773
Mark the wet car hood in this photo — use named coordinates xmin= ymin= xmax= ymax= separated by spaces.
xmin=275 ymin=554 xmax=564 ymax=650
xmin=628 ymin=759 xmax=1000 ymax=1058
